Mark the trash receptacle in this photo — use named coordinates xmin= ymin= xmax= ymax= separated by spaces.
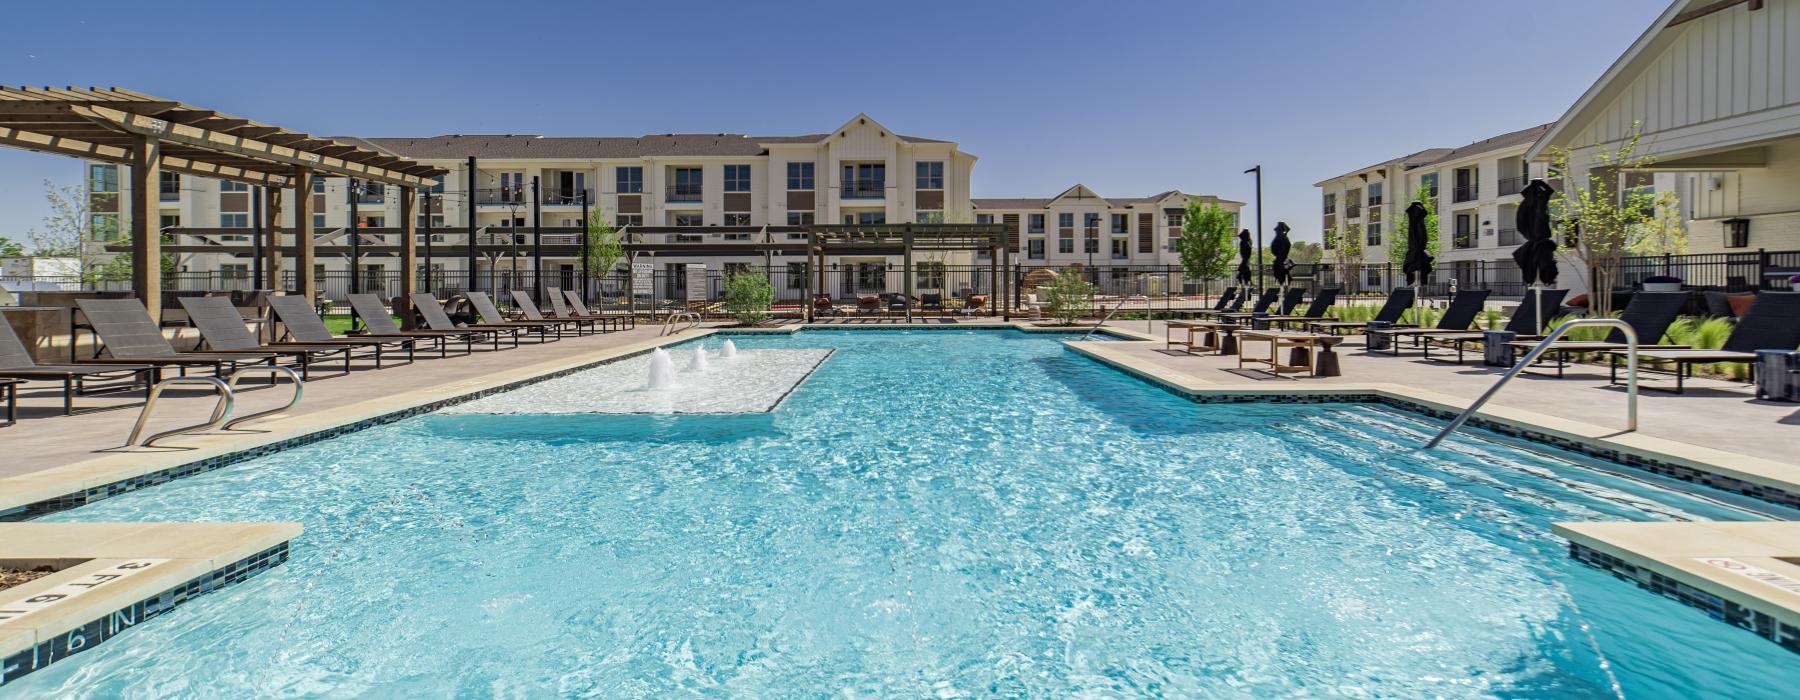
xmin=1251 ymin=312 xmax=1270 ymax=330
xmin=1484 ymin=330 xmax=1518 ymax=367
xmin=1755 ymin=349 xmax=1800 ymax=402
xmin=1367 ymin=320 xmax=1392 ymax=351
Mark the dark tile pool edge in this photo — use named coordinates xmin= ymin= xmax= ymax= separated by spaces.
xmin=1567 ymin=542 xmax=1800 ymax=656
xmin=0 ymin=542 xmax=291 ymax=687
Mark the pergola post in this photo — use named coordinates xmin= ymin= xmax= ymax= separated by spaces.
xmin=292 ymin=167 xmax=316 ymax=304
xmin=263 ymin=186 xmax=284 ymax=291
xmin=399 ymin=185 xmax=419 ymax=328
xmin=128 ymin=133 xmax=162 ymax=320
xmin=988 ymin=244 xmax=999 ymax=317
xmin=902 ymin=225 xmax=914 ymax=323
xmin=1001 ymin=241 xmax=1011 ymax=321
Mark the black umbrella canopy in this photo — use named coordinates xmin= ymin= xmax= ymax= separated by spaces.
xmin=1270 ymin=221 xmax=1295 ymax=285
xmin=1235 ymin=229 xmax=1253 ymax=285
xmin=1402 ymin=202 xmax=1434 ymax=286
xmin=1510 ymin=179 xmax=1560 ymax=286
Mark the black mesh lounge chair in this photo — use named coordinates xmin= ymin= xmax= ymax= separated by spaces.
xmin=74 ymin=298 xmax=278 ymax=378
xmin=1306 ymin=288 xmax=1416 ymax=336
xmin=1366 ymin=290 xmax=1493 ymax=356
xmin=1608 ymin=291 xmax=1800 ymax=393
xmin=562 ymin=290 xmax=635 ymax=330
xmin=509 ymin=290 xmax=590 ymax=335
xmin=179 ymin=296 xmax=354 ymax=379
xmin=1419 ymin=288 xmax=1570 ymax=364
xmin=1210 ymin=287 xmax=1240 ymax=313
xmin=0 ymin=378 xmax=16 ymax=426
xmin=1223 ymin=288 xmax=1304 ymax=323
xmin=1266 ymin=288 xmax=1342 ymax=328
xmin=265 ymin=295 xmax=417 ymax=367
xmin=1212 ymin=289 xmax=1278 ymax=321
xmin=1506 ymin=292 xmax=1690 ymax=378
xmin=887 ymin=293 xmax=911 ymax=317
xmin=543 ymin=287 xmax=622 ymax=333
xmin=920 ymin=293 xmax=943 ymax=313
xmin=466 ymin=291 xmax=564 ymax=342
xmin=0 ymin=315 xmax=155 ymax=415
xmin=345 ymin=294 xmax=484 ymax=357
xmin=409 ymin=293 xmax=522 ymax=349
xmin=1275 ymin=288 xmax=1308 ymax=315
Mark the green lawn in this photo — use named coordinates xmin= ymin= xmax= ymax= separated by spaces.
xmin=323 ymin=315 xmax=398 ymax=335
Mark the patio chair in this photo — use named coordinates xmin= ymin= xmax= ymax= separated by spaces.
xmin=344 ymin=294 xmax=484 ymax=357
xmin=561 ymin=290 xmax=635 ymax=330
xmin=73 ymin=298 xmax=279 ymax=378
xmin=1306 ymin=288 xmax=1415 ymax=335
xmin=811 ymin=294 xmax=837 ymax=318
xmin=1365 ymin=289 xmax=1493 ymax=356
xmin=1264 ymin=288 xmax=1342 ymax=328
xmin=509 ymin=290 xmax=591 ymax=335
xmin=265 ymin=295 xmax=418 ymax=367
xmin=887 ymin=293 xmax=911 ymax=317
xmin=1608 ymin=291 xmax=1800 ymax=393
xmin=0 ymin=315 xmax=155 ymax=415
xmin=1506 ymin=292 xmax=1690 ymax=378
xmin=465 ymin=291 xmax=565 ymax=342
xmin=856 ymin=295 xmax=882 ymax=316
xmin=544 ymin=287 xmax=622 ymax=333
xmin=960 ymin=294 xmax=989 ymax=316
xmin=1418 ymin=288 xmax=1570 ymax=363
xmin=179 ymin=296 xmax=355 ymax=379
xmin=921 ymin=293 xmax=943 ymax=313
xmin=409 ymin=293 xmax=523 ymax=349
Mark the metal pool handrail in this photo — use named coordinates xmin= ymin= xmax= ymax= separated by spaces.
xmin=222 ymin=365 xmax=303 ymax=430
xmin=126 ymin=377 xmax=233 ymax=447
xmin=1425 ymin=317 xmax=1637 ymax=449
xmin=661 ymin=311 xmax=702 ymax=336
xmin=1082 ymin=295 xmax=1149 ymax=340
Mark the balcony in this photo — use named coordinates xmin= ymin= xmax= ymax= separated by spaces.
xmin=541 ymin=187 xmax=593 ymax=206
xmin=840 ymin=180 xmax=885 ymax=199
xmin=475 ymin=188 xmax=530 ymax=206
xmin=159 ymin=188 xmax=180 ymax=203
xmin=1498 ymin=176 xmax=1528 ymax=197
xmin=1452 ymin=184 xmax=1479 ymax=203
xmin=665 ymin=185 xmax=703 ymax=203
xmin=1453 ymin=231 xmax=1477 ymax=249
xmin=1497 ymin=227 xmax=1524 ymax=247
xmin=353 ymin=188 xmax=386 ymax=205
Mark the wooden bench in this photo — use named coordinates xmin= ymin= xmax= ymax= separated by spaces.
xmin=1237 ymin=330 xmax=1345 ymax=377
xmin=1167 ymin=320 xmax=1243 ymax=355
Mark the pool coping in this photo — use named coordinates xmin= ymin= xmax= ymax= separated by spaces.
xmin=0 ymin=521 xmax=301 ymax=686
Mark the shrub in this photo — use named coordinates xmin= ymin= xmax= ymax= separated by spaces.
xmin=1043 ymin=269 xmax=1094 ymax=326
xmin=723 ymin=272 xmax=774 ymax=326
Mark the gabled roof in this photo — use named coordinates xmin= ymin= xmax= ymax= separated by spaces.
xmin=1430 ymin=123 xmax=1554 ymax=165
xmin=972 ymin=189 xmax=1242 ymax=210
xmin=1527 ymin=0 xmax=1695 ymax=159
xmin=340 ymin=114 xmax=954 ymax=160
xmin=1049 ymin=184 xmax=1109 ymax=206
xmin=1314 ymin=147 xmax=1454 ymax=187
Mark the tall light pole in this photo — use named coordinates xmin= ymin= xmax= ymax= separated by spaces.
xmin=1084 ymin=217 xmax=1098 ymax=285
xmin=1244 ymin=165 xmax=1264 ymax=291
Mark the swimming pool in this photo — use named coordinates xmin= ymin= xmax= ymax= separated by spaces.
xmin=11 ymin=329 xmax=1798 ymax=697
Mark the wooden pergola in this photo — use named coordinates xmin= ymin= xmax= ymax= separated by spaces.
xmin=0 ymin=86 xmax=446 ymax=319
xmin=804 ymin=223 xmax=1010 ymax=322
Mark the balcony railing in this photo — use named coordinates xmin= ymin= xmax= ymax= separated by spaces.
xmin=1454 ymin=231 xmax=1477 ymax=249
xmin=475 ymin=188 xmax=529 ymax=206
xmin=665 ymin=185 xmax=703 ymax=203
xmin=1498 ymin=176 xmax=1528 ymax=197
xmin=541 ymin=187 xmax=592 ymax=206
xmin=160 ymin=189 xmax=180 ymax=202
xmin=352 ymin=188 xmax=386 ymax=205
xmin=1497 ymin=227 xmax=1524 ymax=247
xmin=1453 ymin=184 xmax=1479 ymax=203
xmin=841 ymin=180 xmax=885 ymax=199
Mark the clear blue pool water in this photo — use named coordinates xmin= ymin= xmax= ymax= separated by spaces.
xmin=14 ymin=329 xmax=1799 ymax=697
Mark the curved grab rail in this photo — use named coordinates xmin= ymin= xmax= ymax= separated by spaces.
xmin=1082 ymin=295 xmax=1149 ymax=340
xmin=222 ymin=365 xmax=304 ymax=431
xmin=661 ymin=311 xmax=702 ymax=336
xmin=126 ymin=377 xmax=234 ymax=447
xmin=1424 ymin=318 xmax=1637 ymax=449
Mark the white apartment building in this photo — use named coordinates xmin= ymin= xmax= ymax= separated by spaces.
xmin=973 ymin=185 xmax=1243 ymax=277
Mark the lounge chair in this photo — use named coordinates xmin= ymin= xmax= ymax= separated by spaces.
xmin=1265 ymin=288 xmax=1342 ymax=328
xmin=921 ymin=294 xmax=943 ymax=313
xmin=1506 ymin=291 xmax=1690 ymax=378
xmin=811 ymin=294 xmax=837 ymax=318
xmin=960 ymin=294 xmax=989 ymax=316
xmin=179 ymin=296 xmax=355 ymax=379
xmin=74 ymin=298 xmax=279 ymax=378
xmin=561 ymin=290 xmax=634 ymax=330
xmin=1306 ymin=288 xmax=1416 ymax=335
xmin=1218 ymin=289 xmax=1284 ymax=323
xmin=1418 ymin=288 xmax=1570 ymax=363
xmin=509 ymin=290 xmax=591 ymax=335
xmin=266 ymin=295 xmax=418 ymax=366
xmin=856 ymin=295 xmax=882 ymax=316
xmin=887 ymin=293 xmax=911 ymax=316
xmin=466 ymin=291 xmax=565 ymax=342
xmin=345 ymin=294 xmax=485 ymax=357
xmin=1608 ymin=291 xmax=1800 ymax=393
xmin=409 ymin=293 xmax=523 ymax=349
xmin=0 ymin=378 xmax=15 ymax=426
xmin=1366 ymin=290 xmax=1493 ymax=356
xmin=543 ymin=287 xmax=623 ymax=333
xmin=1207 ymin=287 xmax=1240 ymax=314
xmin=0 ymin=315 xmax=155 ymax=415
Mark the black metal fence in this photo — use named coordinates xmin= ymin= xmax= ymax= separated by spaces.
xmin=1615 ymin=249 xmax=1800 ymax=292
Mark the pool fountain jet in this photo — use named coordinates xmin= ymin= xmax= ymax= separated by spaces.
xmin=689 ymin=343 xmax=710 ymax=372
xmin=722 ymin=340 xmax=738 ymax=359
xmin=647 ymin=348 xmax=676 ymax=389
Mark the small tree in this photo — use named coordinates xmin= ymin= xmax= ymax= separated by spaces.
xmin=1042 ymin=268 xmax=1094 ymax=326
xmin=584 ymin=207 xmax=624 ymax=289
xmin=723 ymin=271 xmax=774 ymax=326
xmin=1546 ymin=123 xmax=1687 ymax=314
xmin=1386 ymin=183 xmax=1439 ymax=267
xmin=1177 ymin=201 xmax=1236 ymax=287
xmin=1290 ymin=241 xmax=1324 ymax=265
xmin=0 ymin=237 xmax=23 ymax=257
xmin=1324 ymin=222 xmax=1365 ymax=293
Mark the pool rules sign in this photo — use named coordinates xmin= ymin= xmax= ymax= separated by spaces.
xmin=686 ymin=264 xmax=708 ymax=303
xmin=630 ymin=262 xmax=653 ymax=296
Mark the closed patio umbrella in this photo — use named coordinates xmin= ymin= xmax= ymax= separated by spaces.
xmin=1402 ymin=202 xmax=1434 ymax=288
xmin=1235 ymin=229 xmax=1253 ymax=286
xmin=1270 ymin=221 xmax=1295 ymax=286
xmin=1511 ymin=179 xmax=1560 ymax=324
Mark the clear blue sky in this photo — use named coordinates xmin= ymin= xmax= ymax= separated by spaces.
xmin=0 ymin=0 xmax=1666 ymax=246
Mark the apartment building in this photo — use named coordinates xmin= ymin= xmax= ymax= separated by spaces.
xmin=973 ymin=185 xmax=1243 ymax=271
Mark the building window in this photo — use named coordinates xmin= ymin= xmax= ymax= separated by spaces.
xmin=1322 ymin=193 xmax=1337 ymax=215
xmin=616 ymin=167 xmax=643 ymax=194
xmin=1028 ymin=214 xmax=1045 ymax=234
xmin=87 ymin=164 xmax=119 ymax=193
xmin=724 ymin=164 xmax=751 ymax=192
xmin=724 ymin=213 xmax=751 ymax=226
xmin=312 ymin=214 xmax=326 ymax=228
xmin=159 ymin=214 xmax=180 ymax=229
xmin=843 ymin=163 xmax=885 ymax=197
xmin=916 ymin=211 xmax=944 ymax=223
xmin=88 ymin=214 xmax=118 ymax=241
xmin=1111 ymin=238 xmax=1129 ymax=258
xmin=159 ymin=172 xmax=181 ymax=202
xmin=1058 ymin=229 xmax=1074 ymax=254
xmin=673 ymin=214 xmax=704 ymax=226
xmin=1028 ymin=239 xmax=1046 ymax=259
xmin=975 ymin=214 xmax=993 ymax=224
xmin=1110 ymin=213 xmax=1128 ymax=234
xmin=616 ymin=214 xmax=643 ymax=227
xmin=1366 ymin=222 xmax=1382 ymax=246
xmin=313 ymin=178 xmax=326 ymax=194
xmin=359 ymin=215 xmax=385 ymax=228
xmin=915 ymin=161 xmax=944 ymax=189
xmin=1366 ymin=182 xmax=1382 ymax=207
xmin=916 ymin=262 xmax=946 ymax=289
xmin=856 ymin=212 xmax=885 ymax=225
xmin=219 ymin=213 xmax=248 ymax=228
xmin=1058 ymin=213 xmax=1074 ymax=228
xmin=1420 ymin=173 xmax=1439 ymax=199
xmin=1166 ymin=212 xmax=1184 ymax=227
xmin=787 ymin=162 xmax=814 ymax=191
xmin=786 ymin=211 xmax=815 ymax=226
xmin=786 ymin=262 xmax=808 ymax=289
xmin=671 ymin=167 xmax=703 ymax=201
